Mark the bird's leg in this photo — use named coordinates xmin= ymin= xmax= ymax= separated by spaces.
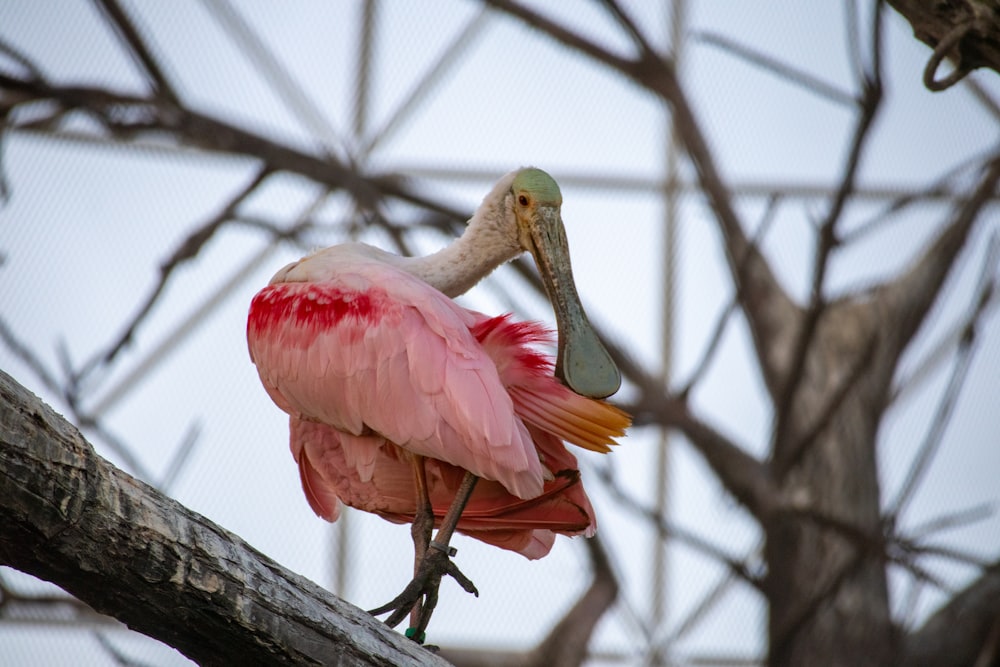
xmin=409 ymin=471 xmax=479 ymax=641
xmin=369 ymin=471 xmax=480 ymax=640
xmin=409 ymin=456 xmax=434 ymax=629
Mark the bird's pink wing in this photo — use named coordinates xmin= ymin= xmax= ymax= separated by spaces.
xmin=283 ymin=312 xmax=631 ymax=559
xmin=291 ymin=417 xmax=589 ymax=559
xmin=247 ymin=259 xmax=545 ymax=499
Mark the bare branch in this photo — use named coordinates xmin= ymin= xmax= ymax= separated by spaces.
xmin=677 ymin=194 xmax=782 ymax=399
xmin=880 ymin=154 xmax=1000 ymax=360
xmin=158 ymin=419 xmax=201 ymax=492
xmin=692 ymin=31 xmax=855 ymax=107
xmin=0 ymin=369 xmax=446 ymax=666
xmin=770 ymin=549 xmax=871 ymax=663
xmin=481 ymin=4 xmax=792 ymax=509
xmin=887 ymin=233 xmax=999 ymax=518
xmin=598 ymin=0 xmax=657 ymax=59
xmin=772 ymin=4 xmax=885 ymax=472
xmin=0 ymin=37 xmax=45 ymax=82
xmin=888 ymin=0 xmax=1000 ymax=90
xmin=901 ymin=560 xmax=1000 ymax=667
xmin=842 ymin=149 xmax=996 ymax=246
xmin=76 ymin=167 xmax=271 ymax=383
xmin=483 ymin=0 xmax=636 ymax=74
xmin=0 ymin=73 xmax=468 ymax=221
xmin=525 ymin=536 xmax=618 ymax=667
xmin=906 ymin=503 xmax=997 ymax=541
xmin=486 ymin=0 xmax=801 ymax=399
xmin=593 ymin=460 xmax=762 ymax=588
xmin=788 ymin=507 xmax=949 ymax=591
xmin=91 ymin=0 xmax=180 ymax=104
xmin=0 ymin=315 xmax=152 ymax=480
xmin=619 ymin=378 xmax=778 ymax=522
xmin=0 ymin=317 xmax=61 ymax=396
xmin=438 ymin=537 xmax=618 ymax=667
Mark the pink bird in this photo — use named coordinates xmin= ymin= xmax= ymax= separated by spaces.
xmin=247 ymin=168 xmax=629 ymax=640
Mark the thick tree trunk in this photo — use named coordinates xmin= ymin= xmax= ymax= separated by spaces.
xmin=0 ymin=369 xmax=447 ymax=667
xmin=766 ymin=302 xmax=895 ymax=667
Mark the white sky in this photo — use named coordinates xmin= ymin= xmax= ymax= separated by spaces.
xmin=1 ymin=2 xmax=999 ymax=665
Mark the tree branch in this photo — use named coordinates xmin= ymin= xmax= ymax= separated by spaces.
xmin=438 ymin=536 xmax=618 ymax=667
xmin=0 ymin=369 xmax=447 ymax=667
xmin=901 ymin=560 xmax=1000 ymax=667
xmin=887 ymin=0 xmax=1000 ymax=90
xmin=76 ymin=167 xmax=272 ymax=383
xmin=880 ymin=154 xmax=1000 ymax=360
xmin=0 ymin=73 xmax=467 ymax=222
xmin=484 ymin=0 xmax=799 ymax=401
xmin=771 ymin=3 xmax=885 ymax=471
xmin=91 ymin=0 xmax=180 ymax=104
xmin=622 ymin=382 xmax=777 ymax=522
xmin=484 ymin=0 xmax=781 ymax=522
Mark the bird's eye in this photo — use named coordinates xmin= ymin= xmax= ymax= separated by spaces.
xmin=518 ymin=195 xmax=529 ymax=206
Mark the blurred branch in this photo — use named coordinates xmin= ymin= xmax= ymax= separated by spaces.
xmin=0 ymin=369 xmax=446 ymax=667
xmin=658 ymin=569 xmax=740 ymax=648
xmin=599 ymin=0 xmax=657 ymax=60
xmin=201 ymin=0 xmax=344 ymax=156
xmin=484 ymin=0 xmax=636 ymax=73
xmin=361 ymin=8 xmax=492 ymax=156
xmin=77 ymin=167 xmax=272 ymax=382
xmin=791 ymin=507 xmax=950 ymax=591
xmin=772 ymin=3 xmax=885 ymax=474
xmin=91 ymin=0 xmax=179 ymax=104
xmin=486 ymin=0 xmax=783 ymax=521
xmin=770 ymin=548 xmax=871 ymax=659
xmin=692 ymin=30 xmax=855 ymax=107
xmin=0 ymin=572 xmax=110 ymax=624
xmin=158 ymin=419 xmax=201 ymax=492
xmin=619 ymin=379 xmax=777 ymax=522
xmin=886 ymin=232 xmax=999 ymax=519
xmin=94 ymin=632 xmax=158 ymax=667
xmin=0 ymin=318 xmax=61 ymax=396
xmin=772 ymin=326 xmax=877 ymax=479
xmin=901 ymin=559 xmax=1000 ymax=667
xmin=0 ymin=318 xmax=153 ymax=479
xmin=486 ymin=0 xmax=802 ymax=400
xmin=0 ymin=72 xmax=467 ymax=221
xmin=880 ymin=154 xmax=1000 ymax=363
xmin=440 ymin=536 xmax=619 ymax=667
xmin=841 ymin=148 xmax=997 ymax=246
xmin=964 ymin=76 xmax=1000 ymax=123
xmin=593 ymin=460 xmax=762 ymax=588
xmin=906 ymin=503 xmax=997 ymax=542
xmin=677 ymin=193 xmax=781 ymax=399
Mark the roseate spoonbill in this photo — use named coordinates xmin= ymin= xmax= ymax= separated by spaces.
xmin=247 ymin=167 xmax=629 ymax=640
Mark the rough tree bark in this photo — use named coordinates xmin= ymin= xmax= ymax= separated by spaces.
xmin=0 ymin=369 xmax=448 ymax=667
xmin=887 ymin=0 xmax=1000 ymax=90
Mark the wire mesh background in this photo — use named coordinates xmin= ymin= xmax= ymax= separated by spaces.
xmin=1 ymin=2 xmax=999 ymax=665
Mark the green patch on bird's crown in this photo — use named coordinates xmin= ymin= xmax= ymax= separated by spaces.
xmin=513 ymin=168 xmax=562 ymax=206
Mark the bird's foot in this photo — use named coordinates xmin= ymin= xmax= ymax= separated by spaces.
xmin=368 ymin=541 xmax=478 ymax=642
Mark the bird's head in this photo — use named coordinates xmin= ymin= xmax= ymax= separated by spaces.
xmin=510 ymin=167 xmax=563 ymax=251
xmin=505 ymin=168 xmax=621 ymax=399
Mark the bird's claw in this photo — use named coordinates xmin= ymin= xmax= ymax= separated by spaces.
xmin=368 ymin=545 xmax=479 ymax=641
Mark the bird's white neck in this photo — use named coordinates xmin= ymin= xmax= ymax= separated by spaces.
xmin=396 ymin=206 xmax=522 ymax=298
xmin=278 ymin=173 xmax=524 ymax=297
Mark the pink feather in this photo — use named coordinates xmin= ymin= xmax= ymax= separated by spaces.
xmin=248 ymin=250 xmax=629 ymax=558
